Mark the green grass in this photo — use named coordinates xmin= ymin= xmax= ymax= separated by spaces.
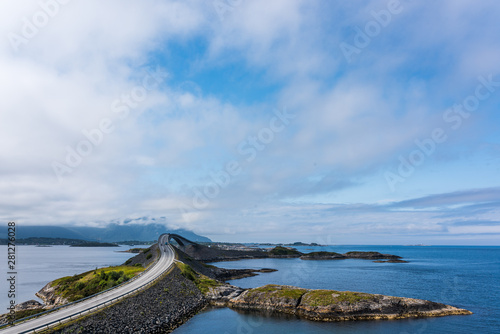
xmin=247 ymin=284 xmax=307 ymax=300
xmin=50 ymin=265 xmax=145 ymax=302
xmin=268 ymin=246 xmax=302 ymax=256
xmin=10 ymin=308 xmax=46 ymax=321
xmin=302 ymin=290 xmax=373 ymax=306
xmin=176 ymin=262 xmax=222 ymax=294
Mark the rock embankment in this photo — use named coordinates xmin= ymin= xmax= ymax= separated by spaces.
xmin=206 ymin=284 xmax=472 ymax=322
xmin=14 ymin=300 xmax=44 ymax=312
xmin=45 ymin=267 xmax=207 ymax=334
xmin=204 ymin=284 xmax=245 ymax=306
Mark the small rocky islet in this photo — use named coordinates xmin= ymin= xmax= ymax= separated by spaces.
xmin=205 ymin=284 xmax=471 ymax=321
xmin=178 ymin=243 xmax=410 ymax=263
xmin=298 ymin=250 xmax=409 ymax=262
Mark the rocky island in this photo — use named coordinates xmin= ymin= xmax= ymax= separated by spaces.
xmin=178 ymin=243 xmax=409 ymax=263
xmin=299 ymin=250 xmax=408 ymax=262
xmin=204 ymin=284 xmax=471 ymax=321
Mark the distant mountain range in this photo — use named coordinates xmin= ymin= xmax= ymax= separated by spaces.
xmin=0 ymin=237 xmax=119 ymax=246
xmin=0 ymin=217 xmax=211 ymax=243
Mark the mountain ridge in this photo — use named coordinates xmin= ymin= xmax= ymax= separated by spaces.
xmin=0 ymin=218 xmax=211 ymax=243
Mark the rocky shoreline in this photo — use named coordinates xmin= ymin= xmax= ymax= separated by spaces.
xmin=36 ymin=282 xmax=70 ymax=308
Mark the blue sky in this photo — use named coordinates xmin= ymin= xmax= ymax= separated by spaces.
xmin=1 ymin=0 xmax=499 ymax=244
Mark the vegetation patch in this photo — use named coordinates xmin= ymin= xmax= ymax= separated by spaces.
xmin=268 ymin=246 xmax=302 ymax=256
xmin=50 ymin=265 xmax=144 ymax=302
xmin=304 ymin=251 xmax=342 ymax=257
xmin=345 ymin=251 xmax=380 ymax=256
xmin=10 ymin=308 xmax=46 ymax=322
xmin=127 ymin=248 xmax=144 ymax=253
xmin=302 ymin=290 xmax=373 ymax=306
xmin=247 ymin=284 xmax=307 ymax=300
xmin=176 ymin=262 xmax=222 ymax=294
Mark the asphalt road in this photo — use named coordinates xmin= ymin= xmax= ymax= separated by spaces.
xmin=1 ymin=234 xmax=175 ymax=334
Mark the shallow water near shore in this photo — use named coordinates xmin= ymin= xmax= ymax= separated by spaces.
xmin=173 ymin=245 xmax=500 ymax=334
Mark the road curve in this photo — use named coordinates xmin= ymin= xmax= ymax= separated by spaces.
xmin=1 ymin=234 xmax=175 ymax=334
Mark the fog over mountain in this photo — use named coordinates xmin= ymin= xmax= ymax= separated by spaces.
xmin=1 ymin=217 xmax=211 ymax=243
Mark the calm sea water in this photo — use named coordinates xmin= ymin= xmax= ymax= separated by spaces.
xmin=173 ymin=245 xmax=500 ymax=334
xmin=0 ymin=245 xmax=146 ymax=311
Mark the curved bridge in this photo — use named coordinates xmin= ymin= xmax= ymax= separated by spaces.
xmin=160 ymin=233 xmax=199 ymax=247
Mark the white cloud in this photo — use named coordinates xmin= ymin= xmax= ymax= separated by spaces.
xmin=0 ymin=1 xmax=499 ymax=244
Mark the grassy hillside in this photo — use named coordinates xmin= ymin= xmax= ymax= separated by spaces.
xmin=44 ymin=244 xmax=159 ymax=303
xmin=51 ymin=265 xmax=144 ymax=301
xmin=268 ymin=246 xmax=302 ymax=256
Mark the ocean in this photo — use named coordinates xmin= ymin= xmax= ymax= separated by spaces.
xmin=173 ymin=245 xmax=500 ymax=334
xmin=1 ymin=245 xmax=499 ymax=333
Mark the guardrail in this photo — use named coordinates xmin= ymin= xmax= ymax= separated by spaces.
xmin=0 ymin=245 xmax=174 ymax=333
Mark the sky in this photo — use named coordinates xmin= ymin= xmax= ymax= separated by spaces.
xmin=1 ymin=0 xmax=499 ymax=245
